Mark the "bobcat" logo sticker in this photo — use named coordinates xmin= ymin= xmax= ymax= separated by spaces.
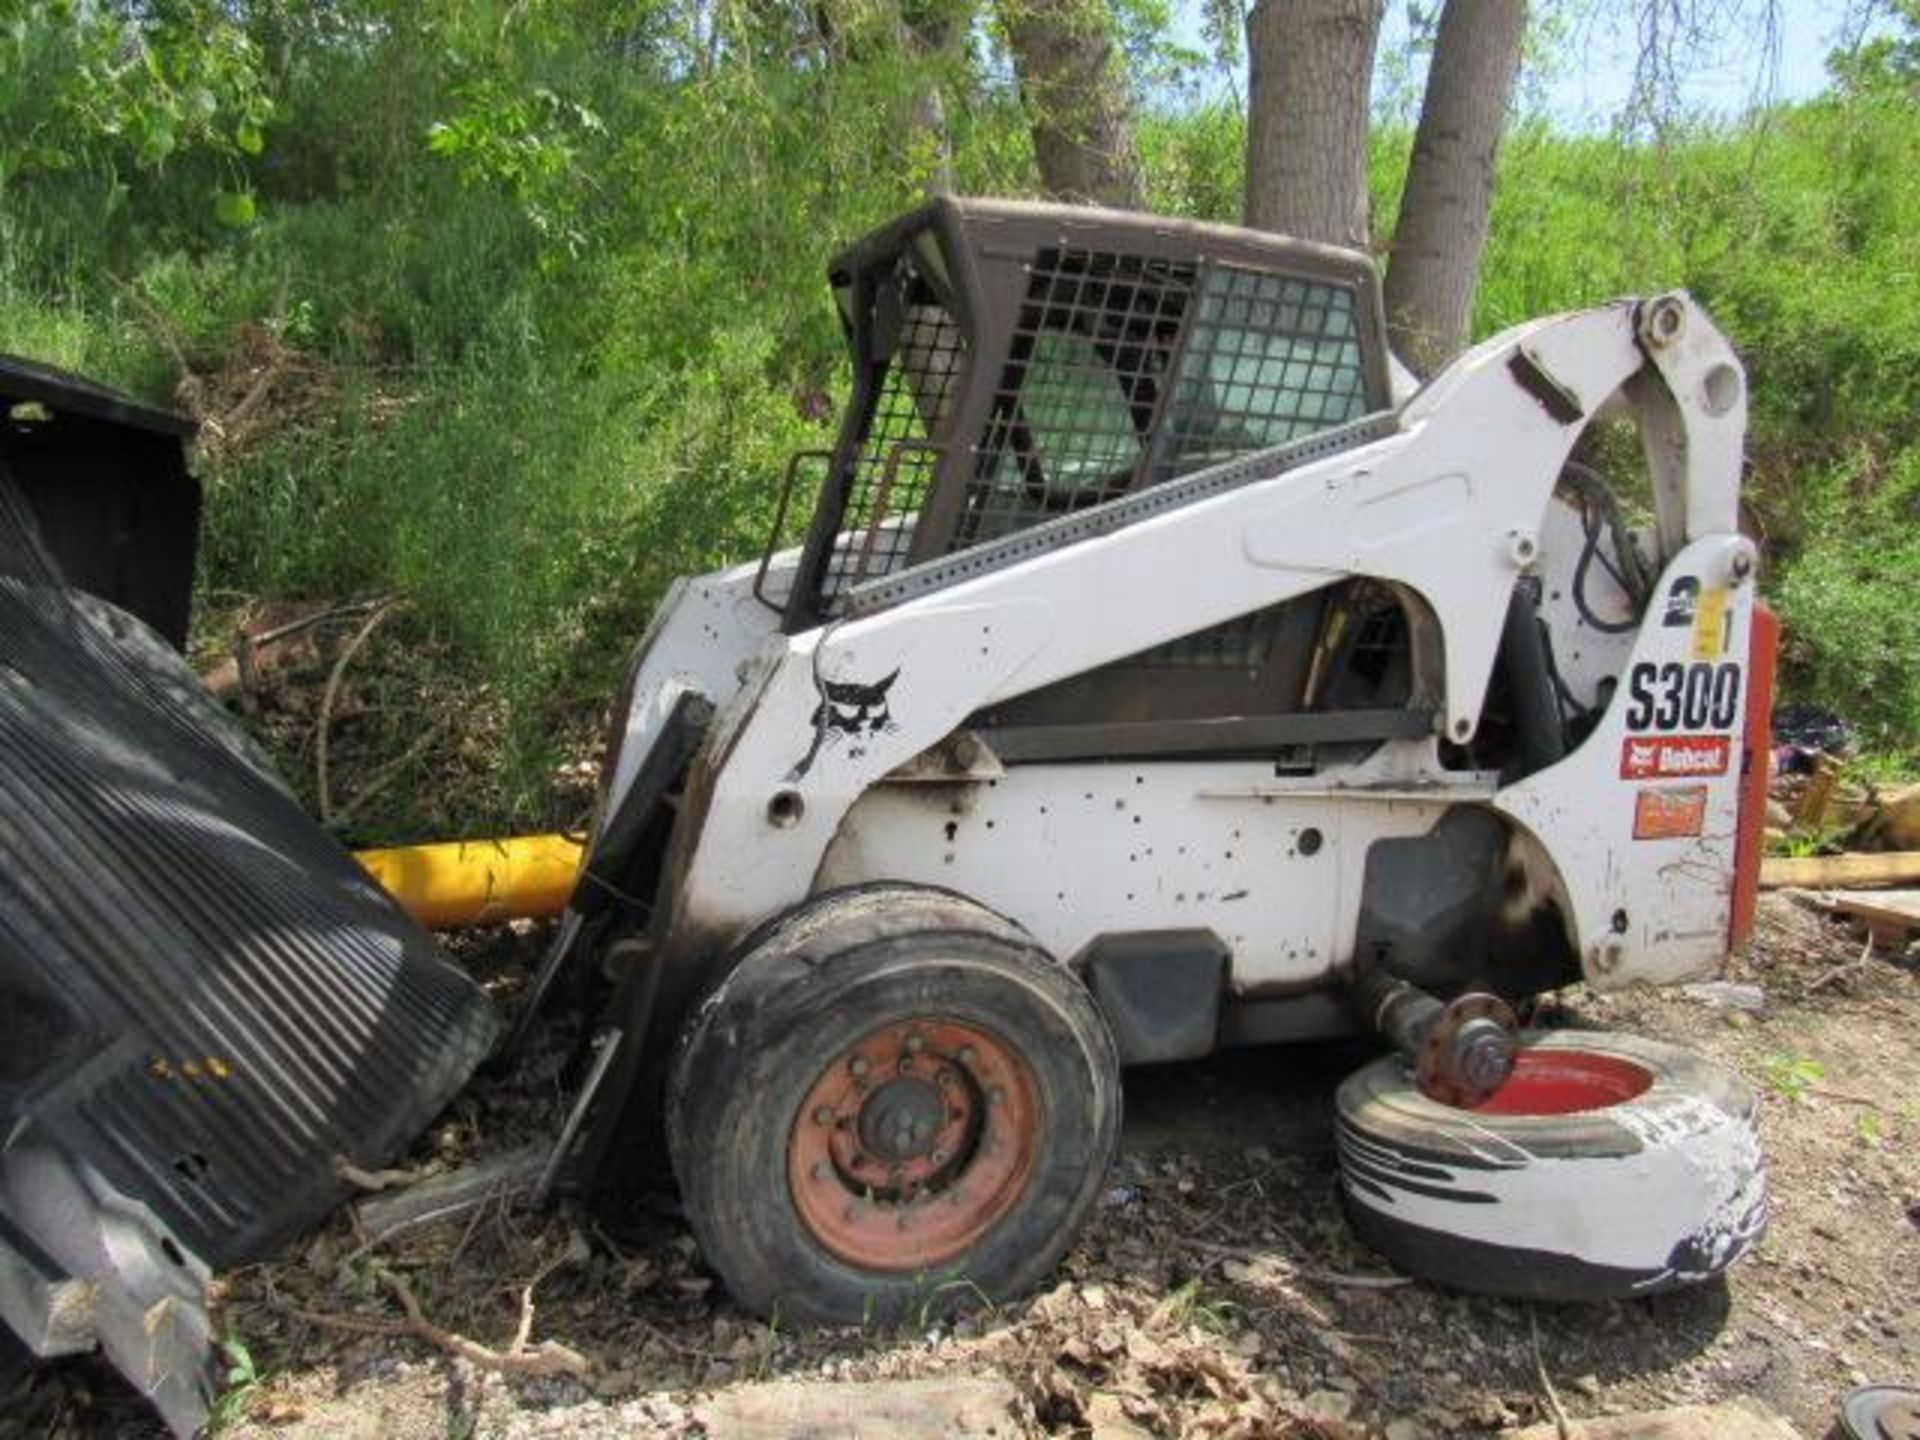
xmin=788 ymin=669 xmax=900 ymax=780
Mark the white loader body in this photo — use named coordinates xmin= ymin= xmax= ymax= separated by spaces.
xmin=599 ymin=293 xmax=1758 ymax=1010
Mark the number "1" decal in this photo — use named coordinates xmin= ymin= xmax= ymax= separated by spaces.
xmin=1624 ymin=661 xmax=1742 ymax=732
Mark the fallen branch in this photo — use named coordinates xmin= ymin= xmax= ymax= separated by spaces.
xmin=1808 ymin=934 xmax=1875 ymax=993
xmin=1298 ymin=1269 xmax=1412 ymax=1290
xmin=353 ymin=1144 xmax=546 ymax=1247
xmin=1183 ymin=1238 xmax=1408 ymax=1289
xmin=1807 ymin=1086 xmax=1883 ymax=1110
xmin=233 ymin=627 xmax=263 ymax=718
xmin=334 ymin=1156 xmax=439 ymax=1193
xmin=375 ymin=1264 xmax=588 ymax=1378
xmin=1529 ymin=1306 xmax=1572 ymax=1440
xmin=213 ymin=350 xmax=292 ymax=452
xmin=281 ymin=1272 xmax=588 ymax=1379
xmin=203 ymin=595 xmax=396 ymax=701
xmin=508 ymin=1247 xmax=577 ymax=1363
xmin=316 ymin=599 xmax=401 ymax=825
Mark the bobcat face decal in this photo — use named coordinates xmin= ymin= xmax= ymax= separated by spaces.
xmin=788 ymin=668 xmax=900 ymax=780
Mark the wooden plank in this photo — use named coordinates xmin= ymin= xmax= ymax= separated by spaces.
xmin=1816 ymin=888 xmax=1920 ymax=932
xmin=1761 ymin=851 xmax=1920 ymax=890
xmin=1503 ymin=1397 xmax=1801 ymax=1439
xmin=698 ymin=1377 xmax=1022 ymax=1440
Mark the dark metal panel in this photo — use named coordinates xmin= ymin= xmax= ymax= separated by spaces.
xmin=573 ymin=691 xmax=713 ymax=920
xmin=0 ymin=354 xmax=195 ymax=438
xmin=1350 ymin=808 xmax=1578 ymax=999
xmin=2 ymin=361 xmax=201 ymax=649
xmin=1079 ymin=929 xmax=1227 ymax=1064
xmin=979 ymin=707 xmax=1435 ymax=763
xmin=968 ymin=590 xmax=1329 ymax=733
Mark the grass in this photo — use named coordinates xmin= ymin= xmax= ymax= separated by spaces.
xmin=1152 ymin=1278 xmax=1239 ymax=1337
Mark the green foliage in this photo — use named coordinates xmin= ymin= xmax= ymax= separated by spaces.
xmin=1773 ymin=449 xmax=1920 ymax=745
xmin=0 ymin=1 xmax=272 ymax=190
xmin=1830 ymin=0 xmax=1920 ymax=98
xmin=209 ymin=1332 xmax=262 ymax=1432
xmin=1754 ymin=1051 xmax=1826 ymax=1104
xmin=1139 ymin=100 xmax=1242 ymax=220
xmin=1856 ymin=1108 xmax=1884 ymax=1147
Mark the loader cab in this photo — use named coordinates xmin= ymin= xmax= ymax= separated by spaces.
xmin=771 ymin=198 xmax=1421 ymax=761
xmin=777 ymin=197 xmax=1395 ymax=631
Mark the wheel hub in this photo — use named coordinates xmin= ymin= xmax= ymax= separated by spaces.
xmin=788 ymin=1018 xmax=1039 ymax=1271
xmin=857 ymin=1076 xmax=948 ymax=1162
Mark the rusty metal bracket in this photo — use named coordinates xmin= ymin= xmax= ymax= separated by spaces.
xmin=850 ymin=439 xmax=942 ymax=588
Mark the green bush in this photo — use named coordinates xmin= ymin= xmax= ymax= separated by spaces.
xmin=1772 ymin=447 xmax=1920 ymax=746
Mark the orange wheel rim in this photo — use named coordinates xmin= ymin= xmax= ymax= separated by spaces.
xmin=787 ymin=1017 xmax=1040 ymax=1271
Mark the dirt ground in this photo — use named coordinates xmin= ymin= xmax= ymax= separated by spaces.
xmin=6 ymin=889 xmax=1913 ymax=1440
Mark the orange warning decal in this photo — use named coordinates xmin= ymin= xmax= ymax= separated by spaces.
xmin=1634 ymin=785 xmax=1708 ymax=840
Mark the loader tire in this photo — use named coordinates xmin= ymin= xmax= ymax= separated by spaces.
xmin=666 ymin=884 xmax=1120 ymax=1326
xmin=1337 ymin=1028 xmax=1767 ymax=1301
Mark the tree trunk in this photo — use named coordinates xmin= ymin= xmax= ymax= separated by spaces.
xmin=997 ymin=0 xmax=1144 ymax=208
xmin=1243 ymin=0 xmax=1382 ymax=248
xmin=900 ymin=0 xmax=968 ymax=194
xmin=1383 ymin=0 xmax=1527 ymax=375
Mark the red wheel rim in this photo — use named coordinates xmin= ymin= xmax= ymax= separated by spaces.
xmin=1470 ymin=1048 xmax=1654 ymax=1116
xmin=788 ymin=1017 xmax=1039 ymax=1270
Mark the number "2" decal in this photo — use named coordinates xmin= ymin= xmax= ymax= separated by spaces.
xmin=1624 ymin=661 xmax=1742 ymax=732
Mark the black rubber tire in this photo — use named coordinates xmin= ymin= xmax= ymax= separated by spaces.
xmin=666 ymin=884 xmax=1121 ymax=1325
xmin=1337 ymin=1028 xmax=1768 ymax=1301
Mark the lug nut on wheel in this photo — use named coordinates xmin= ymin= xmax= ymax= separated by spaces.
xmin=1452 ymin=1017 xmax=1517 ymax=1098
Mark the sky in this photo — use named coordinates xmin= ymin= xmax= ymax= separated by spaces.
xmin=1515 ymin=0 xmax=1873 ymax=127
xmin=1172 ymin=0 xmax=1884 ymax=129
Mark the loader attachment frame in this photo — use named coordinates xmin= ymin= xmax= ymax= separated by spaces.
xmin=0 ymin=362 xmax=497 ymax=1437
xmin=1 ymin=354 xmax=200 ymax=647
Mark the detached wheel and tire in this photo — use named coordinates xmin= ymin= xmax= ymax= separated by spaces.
xmin=667 ymin=885 xmax=1121 ymax=1325
xmin=1337 ymin=1029 xmax=1767 ymax=1301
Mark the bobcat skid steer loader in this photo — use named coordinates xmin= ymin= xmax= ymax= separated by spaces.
xmin=536 ymin=198 xmax=1774 ymax=1318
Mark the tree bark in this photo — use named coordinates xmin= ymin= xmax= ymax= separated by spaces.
xmin=998 ymin=0 xmax=1144 ymax=208
xmin=1243 ymin=0 xmax=1382 ymax=248
xmin=900 ymin=0 xmax=968 ymax=194
xmin=1383 ymin=0 xmax=1527 ymax=375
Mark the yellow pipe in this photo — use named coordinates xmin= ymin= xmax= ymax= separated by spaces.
xmin=353 ymin=834 xmax=585 ymax=930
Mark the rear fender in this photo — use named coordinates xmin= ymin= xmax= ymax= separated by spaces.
xmin=1495 ymin=534 xmax=1761 ymax=987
